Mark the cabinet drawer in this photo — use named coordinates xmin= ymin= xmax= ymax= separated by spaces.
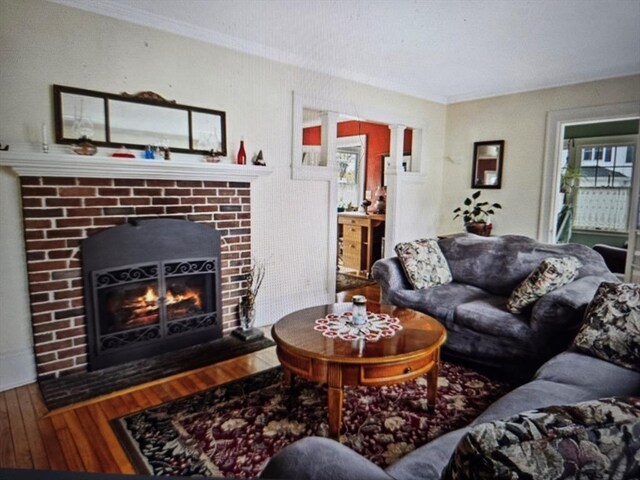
xmin=338 ymin=215 xmax=369 ymax=227
xmin=342 ymin=240 xmax=364 ymax=269
xmin=342 ymin=239 xmax=362 ymax=256
xmin=343 ymin=225 xmax=363 ymax=242
xmin=359 ymin=355 xmax=434 ymax=385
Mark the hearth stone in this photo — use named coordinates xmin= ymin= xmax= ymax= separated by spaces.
xmin=39 ymin=335 xmax=274 ymax=410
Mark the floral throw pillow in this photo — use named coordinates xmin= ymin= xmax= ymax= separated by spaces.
xmin=394 ymin=239 xmax=452 ymax=289
xmin=506 ymin=256 xmax=582 ymax=314
xmin=442 ymin=397 xmax=640 ymax=480
xmin=574 ymin=282 xmax=640 ymax=372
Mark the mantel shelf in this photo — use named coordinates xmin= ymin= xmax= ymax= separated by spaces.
xmin=0 ymin=151 xmax=272 ymax=182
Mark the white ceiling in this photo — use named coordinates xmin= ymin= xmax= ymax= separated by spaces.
xmin=51 ymin=0 xmax=640 ymax=104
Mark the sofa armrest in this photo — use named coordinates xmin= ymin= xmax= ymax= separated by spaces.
xmin=371 ymin=257 xmax=412 ymax=304
xmin=529 ymin=275 xmax=613 ymax=355
xmin=259 ymin=437 xmax=393 ymax=480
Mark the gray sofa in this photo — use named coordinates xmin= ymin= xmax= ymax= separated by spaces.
xmin=260 ymin=349 xmax=640 ymax=480
xmin=371 ymin=234 xmax=617 ymax=377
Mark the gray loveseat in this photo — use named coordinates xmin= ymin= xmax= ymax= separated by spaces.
xmin=371 ymin=234 xmax=617 ymax=377
xmin=260 ymin=348 xmax=640 ymax=480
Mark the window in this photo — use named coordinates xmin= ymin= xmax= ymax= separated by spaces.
xmin=573 ymin=140 xmax=636 ymax=232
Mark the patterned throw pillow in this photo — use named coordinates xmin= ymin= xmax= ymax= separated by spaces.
xmin=394 ymin=239 xmax=452 ymax=289
xmin=574 ymin=282 xmax=640 ymax=372
xmin=442 ymin=397 xmax=640 ymax=480
xmin=506 ymin=256 xmax=582 ymax=314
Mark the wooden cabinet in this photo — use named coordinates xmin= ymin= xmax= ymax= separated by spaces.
xmin=338 ymin=213 xmax=385 ymax=275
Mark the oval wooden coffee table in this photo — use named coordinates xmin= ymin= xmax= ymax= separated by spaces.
xmin=271 ymin=303 xmax=447 ymax=439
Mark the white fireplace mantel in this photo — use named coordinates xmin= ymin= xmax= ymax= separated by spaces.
xmin=0 ymin=150 xmax=272 ymax=182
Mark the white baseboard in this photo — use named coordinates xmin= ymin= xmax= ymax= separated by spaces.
xmin=0 ymin=347 xmax=37 ymax=392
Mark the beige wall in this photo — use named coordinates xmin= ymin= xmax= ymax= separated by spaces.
xmin=440 ymin=75 xmax=640 ymax=237
xmin=0 ymin=0 xmax=445 ymax=388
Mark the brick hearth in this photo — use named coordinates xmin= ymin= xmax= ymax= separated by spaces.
xmin=19 ymin=177 xmax=251 ymax=380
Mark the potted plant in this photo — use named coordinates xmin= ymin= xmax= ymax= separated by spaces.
xmin=453 ymin=190 xmax=502 ymax=236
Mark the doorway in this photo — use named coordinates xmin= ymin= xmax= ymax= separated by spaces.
xmin=543 ymin=110 xmax=640 ymax=279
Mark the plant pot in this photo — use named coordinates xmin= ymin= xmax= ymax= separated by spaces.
xmin=465 ymin=222 xmax=492 ymax=236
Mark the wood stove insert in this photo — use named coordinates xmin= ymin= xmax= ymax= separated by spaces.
xmin=82 ymin=218 xmax=223 ymax=370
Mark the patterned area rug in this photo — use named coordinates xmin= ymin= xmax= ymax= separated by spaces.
xmin=112 ymin=363 xmax=512 ymax=478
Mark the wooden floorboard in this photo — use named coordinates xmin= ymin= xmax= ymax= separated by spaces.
xmin=0 ymin=392 xmax=17 ymax=468
xmin=0 ymin=287 xmax=376 ymax=474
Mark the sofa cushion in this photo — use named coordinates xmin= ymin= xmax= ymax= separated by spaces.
xmin=384 ymin=428 xmax=470 ymax=480
xmin=393 ymin=283 xmax=488 ymax=327
xmin=437 ymin=234 xmax=611 ymax=297
xmin=506 ymin=256 xmax=582 ymax=313
xmin=574 ymin=282 xmax=640 ymax=372
xmin=535 ymin=351 xmax=640 ymax=398
xmin=394 ymin=238 xmax=452 ymax=289
xmin=455 ymin=297 xmax=530 ymax=342
xmin=442 ymin=397 xmax=640 ymax=480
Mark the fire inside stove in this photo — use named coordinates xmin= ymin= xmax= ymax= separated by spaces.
xmin=101 ymin=276 xmax=207 ymax=333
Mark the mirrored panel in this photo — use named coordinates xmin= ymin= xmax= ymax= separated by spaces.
xmin=109 ymin=100 xmax=189 ymax=149
xmin=60 ymin=92 xmax=106 ymax=141
xmin=472 ymin=140 xmax=504 ymax=189
xmin=192 ymin=111 xmax=223 ymax=152
xmin=53 ymin=85 xmax=226 ymax=155
xmin=301 ymin=108 xmax=324 ymax=166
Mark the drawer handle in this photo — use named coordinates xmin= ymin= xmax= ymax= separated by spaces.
xmin=404 ymin=366 xmax=412 ymax=374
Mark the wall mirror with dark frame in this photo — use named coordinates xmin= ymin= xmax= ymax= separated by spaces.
xmin=53 ymin=85 xmax=227 ymax=155
xmin=472 ymin=140 xmax=504 ymax=189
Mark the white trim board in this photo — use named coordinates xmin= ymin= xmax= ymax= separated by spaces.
xmin=0 ymin=348 xmax=37 ymax=392
xmin=538 ymin=101 xmax=640 ymax=243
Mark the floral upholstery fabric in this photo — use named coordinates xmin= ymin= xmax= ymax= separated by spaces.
xmin=574 ymin=282 xmax=640 ymax=372
xmin=506 ymin=256 xmax=582 ymax=313
xmin=442 ymin=397 xmax=640 ymax=480
xmin=394 ymin=239 xmax=452 ymax=289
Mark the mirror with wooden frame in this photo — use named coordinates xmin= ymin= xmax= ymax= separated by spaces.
xmin=472 ymin=140 xmax=504 ymax=189
xmin=53 ymin=85 xmax=226 ymax=155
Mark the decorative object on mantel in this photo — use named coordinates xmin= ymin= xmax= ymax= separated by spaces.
xmin=72 ymin=136 xmax=97 ymax=156
xmin=453 ymin=190 xmax=502 ymax=236
xmin=111 ymin=146 xmax=136 ymax=158
xmin=253 ymin=149 xmax=266 ymax=166
xmin=41 ymin=123 xmax=49 ymax=153
xmin=54 ymin=84 xmax=227 ymax=156
xmin=203 ymin=149 xmax=222 ymax=163
xmin=120 ymin=90 xmax=176 ymax=104
xmin=237 ymin=138 xmax=247 ymax=165
xmin=233 ymin=260 xmax=265 ymax=341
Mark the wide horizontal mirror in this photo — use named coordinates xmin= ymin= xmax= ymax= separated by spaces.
xmin=472 ymin=140 xmax=504 ymax=189
xmin=53 ymin=85 xmax=226 ymax=155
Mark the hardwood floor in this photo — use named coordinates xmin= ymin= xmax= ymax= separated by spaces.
xmin=0 ymin=286 xmax=381 ymax=475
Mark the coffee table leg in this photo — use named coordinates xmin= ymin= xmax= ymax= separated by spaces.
xmin=328 ymin=386 xmax=343 ymax=440
xmin=282 ymin=367 xmax=293 ymax=388
xmin=327 ymin=363 xmax=344 ymax=440
xmin=427 ymin=350 xmax=440 ymax=413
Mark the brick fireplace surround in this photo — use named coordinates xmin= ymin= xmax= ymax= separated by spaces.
xmin=2 ymin=152 xmax=270 ymax=381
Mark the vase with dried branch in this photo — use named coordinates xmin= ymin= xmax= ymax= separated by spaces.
xmin=237 ymin=261 xmax=265 ymax=337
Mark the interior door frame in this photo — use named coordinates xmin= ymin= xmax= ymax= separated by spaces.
xmin=538 ymin=101 xmax=640 ymax=244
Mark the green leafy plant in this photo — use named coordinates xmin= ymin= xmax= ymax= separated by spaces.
xmin=453 ymin=190 xmax=502 ymax=224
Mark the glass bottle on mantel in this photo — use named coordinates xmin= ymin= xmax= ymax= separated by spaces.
xmin=237 ymin=139 xmax=247 ymax=165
